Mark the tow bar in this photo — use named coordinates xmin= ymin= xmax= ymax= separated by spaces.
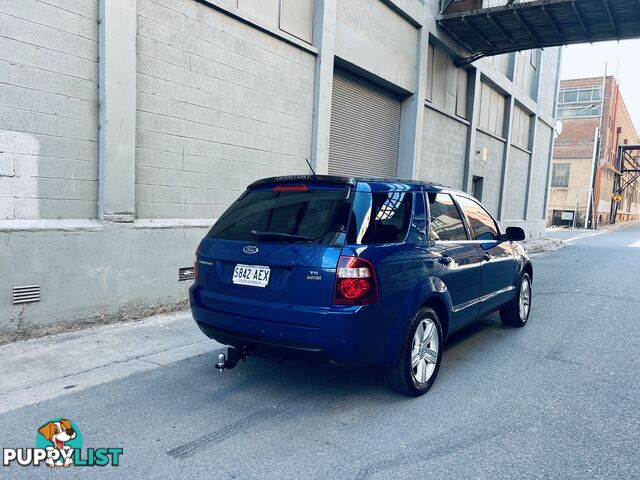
xmin=215 ymin=346 xmax=252 ymax=372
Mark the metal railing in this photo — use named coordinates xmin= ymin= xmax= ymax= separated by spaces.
xmin=442 ymin=0 xmax=538 ymax=15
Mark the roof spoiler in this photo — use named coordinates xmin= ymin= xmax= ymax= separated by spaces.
xmin=248 ymin=175 xmax=355 ymax=188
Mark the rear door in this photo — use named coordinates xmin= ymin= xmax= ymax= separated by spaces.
xmin=196 ymin=182 xmax=352 ymax=327
xmin=427 ymin=192 xmax=483 ymax=327
xmin=453 ymin=194 xmax=516 ymax=313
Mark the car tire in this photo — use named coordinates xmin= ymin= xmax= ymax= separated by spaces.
xmin=386 ymin=307 xmax=443 ymax=397
xmin=500 ymin=272 xmax=532 ymax=327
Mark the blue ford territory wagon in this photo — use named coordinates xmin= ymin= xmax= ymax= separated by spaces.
xmin=190 ymin=175 xmax=532 ymax=396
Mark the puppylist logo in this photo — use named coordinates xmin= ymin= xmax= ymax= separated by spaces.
xmin=3 ymin=418 xmax=123 ymax=468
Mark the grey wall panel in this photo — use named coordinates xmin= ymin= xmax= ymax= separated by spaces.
xmin=529 ymin=121 xmax=553 ymax=219
xmin=335 ymin=0 xmax=417 ymax=92
xmin=135 ymin=0 xmax=315 ymax=219
xmin=537 ymin=48 xmax=561 ymax=119
xmin=503 ymin=147 xmax=530 ymax=220
xmin=328 ymin=69 xmax=401 ymax=178
xmin=0 ymin=0 xmax=99 ymax=219
xmin=237 ymin=0 xmax=279 ymax=27
xmin=420 ymin=107 xmax=468 ymax=189
xmin=473 ymin=131 xmax=505 ymax=216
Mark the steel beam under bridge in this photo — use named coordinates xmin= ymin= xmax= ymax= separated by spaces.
xmin=438 ymin=0 xmax=640 ymax=63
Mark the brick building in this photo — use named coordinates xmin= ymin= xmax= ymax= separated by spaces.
xmin=548 ymin=76 xmax=640 ymax=227
xmin=0 ymin=0 xmax=560 ymax=338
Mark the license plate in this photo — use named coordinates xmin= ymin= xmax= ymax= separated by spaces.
xmin=232 ymin=264 xmax=271 ymax=288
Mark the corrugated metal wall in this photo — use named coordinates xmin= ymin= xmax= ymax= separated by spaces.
xmin=328 ymin=68 xmax=401 ymax=177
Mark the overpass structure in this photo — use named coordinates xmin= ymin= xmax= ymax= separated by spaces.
xmin=438 ymin=0 xmax=640 ymax=63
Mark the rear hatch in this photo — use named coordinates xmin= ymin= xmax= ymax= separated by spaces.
xmin=196 ymin=179 xmax=354 ymax=327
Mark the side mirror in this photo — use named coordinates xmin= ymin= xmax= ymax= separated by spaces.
xmin=504 ymin=226 xmax=525 ymax=242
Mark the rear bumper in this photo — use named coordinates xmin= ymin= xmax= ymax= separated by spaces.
xmin=189 ymin=285 xmax=396 ymax=366
xmin=195 ymin=322 xmax=328 ymax=363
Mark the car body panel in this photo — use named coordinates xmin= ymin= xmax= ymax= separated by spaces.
xmin=190 ymin=175 xmax=532 ymax=367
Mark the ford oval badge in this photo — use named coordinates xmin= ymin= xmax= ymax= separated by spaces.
xmin=243 ymin=245 xmax=259 ymax=254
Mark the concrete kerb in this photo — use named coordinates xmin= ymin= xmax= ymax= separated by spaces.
xmin=0 ymin=309 xmax=222 ymax=414
xmin=523 ymin=237 xmax=565 ymax=256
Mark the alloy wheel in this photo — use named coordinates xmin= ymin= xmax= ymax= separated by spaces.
xmin=411 ymin=318 xmax=439 ymax=384
xmin=519 ymin=276 xmax=531 ymax=321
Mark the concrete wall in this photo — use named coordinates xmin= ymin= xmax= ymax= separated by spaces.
xmin=420 ymin=107 xmax=468 ymax=190
xmin=0 ymin=0 xmax=561 ymax=339
xmin=334 ymin=0 xmax=417 ymax=92
xmin=537 ymin=49 xmax=561 ymax=118
xmin=0 ymin=0 xmax=100 ymax=219
xmin=135 ymin=0 xmax=315 ymax=219
xmin=0 ymin=222 xmax=206 ymax=342
xmin=529 ymin=121 xmax=553 ymax=219
xmin=503 ymin=147 xmax=530 ymax=220
xmin=472 ymin=131 xmax=506 ymax=216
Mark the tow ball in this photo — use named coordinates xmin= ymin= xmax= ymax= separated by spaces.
xmin=215 ymin=346 xmax=252 ymax=372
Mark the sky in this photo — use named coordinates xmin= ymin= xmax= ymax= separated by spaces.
xmin=560 ymin=39 xmax=640 ymax=131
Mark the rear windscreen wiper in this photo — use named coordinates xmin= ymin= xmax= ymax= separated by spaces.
xmin=250 ymin=230 xmax=316 ymax=242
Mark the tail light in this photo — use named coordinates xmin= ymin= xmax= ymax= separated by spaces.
xmin=333 ymin=256 xmax=378 ymax=305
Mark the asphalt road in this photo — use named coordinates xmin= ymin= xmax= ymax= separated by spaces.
xmin=2 ymin=224 xmax=640 ymax=479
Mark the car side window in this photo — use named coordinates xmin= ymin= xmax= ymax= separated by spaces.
xmin=454 ymin=195 xmax=500 ymax=241
xmin=427 ymin=192 xmax=468 ymax=242
xmin=348 ymin=191 xmax=413 ymax=245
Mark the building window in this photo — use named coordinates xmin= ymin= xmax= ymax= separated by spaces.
xmin=486 ymin=53 xmax=512 ymax=79
xmin=557 ymin=105 xmax=601 ymax=119
xmin=557 ymin=86 xmax=602 ymax=119
xmin=512 ymin=104 xmax=532 ymax=150
xmin=229 ymin=0 xmax=313 ymax=43
xmin=559 ymin=86 xmax=602 ymax=103
xmin=426 ymin=43 xmax=469 ymax=120
xmin=477 ymin=82 xmax=505 ymax=137
xmin=551 ymin=163 xmax=570 ymax=187
xmin=279 ymin=0 xmax=313 ymax=43
xmin=514 ymin=49 xmax=539 ymax=98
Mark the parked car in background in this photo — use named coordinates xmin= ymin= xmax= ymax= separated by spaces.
xmin=190 ymin=175 xmax=532 ymax=396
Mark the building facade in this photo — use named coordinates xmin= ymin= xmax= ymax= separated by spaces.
xmin=548 ymin=76 xmax=640 ymax=227
xmin=0 ymin=0 xmax=560 ymax=340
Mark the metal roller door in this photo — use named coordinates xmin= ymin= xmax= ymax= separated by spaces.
xmin=328 ymin=68 xmax=402 ymax=178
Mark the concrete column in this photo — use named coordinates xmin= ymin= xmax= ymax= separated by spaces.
xmin=497 ymin=95 xmax=515 ymax=220
xmin=398 ymin=26 xmax=428 ymax=180
xmin=462 ymin=68 xmax=481 ymax=193
xmin=542 ymin=48 xmax=563 ymax=223
xmin=98 ymin=0 xmax=137 ymax=222
xmin=310 ymin=0 xmax=337 ymax=175
xmin=523 ymin=114 xmax=538 ymax=219
xmin=523 ymin=49 xmax=544 ymax=219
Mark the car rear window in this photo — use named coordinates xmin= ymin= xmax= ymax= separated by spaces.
xmin=206 ymin=186 xmax=352 ymax=245
xmin=347 ymin=191 xmax=413 ymax=245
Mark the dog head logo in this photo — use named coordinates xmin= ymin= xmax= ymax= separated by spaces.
xmin=35 ymin=418 xmax=82 ymax=467
xmin=38 ymin=420 xmax=76 ymax=450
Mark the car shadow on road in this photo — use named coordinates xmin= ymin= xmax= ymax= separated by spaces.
xmin=191 ymin=311 xmax=509 ymax=401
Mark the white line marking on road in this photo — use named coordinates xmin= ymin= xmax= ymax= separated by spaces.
xmin=562 ymin=231 xmax=606 ymax=243
xmin=628 ymin=239 xmax=640 ymax=248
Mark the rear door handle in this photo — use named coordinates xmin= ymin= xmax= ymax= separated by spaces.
xmin=482 ymin=253 xmax=492 ymax=262
xmin=438 ymin=255 xmax=452 ymax=266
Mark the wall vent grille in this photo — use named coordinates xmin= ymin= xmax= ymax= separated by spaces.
xmin=13 ymin=285 xmax=41 ymax=304
xmin=178 ymin=267 xmax=194 ymax=282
